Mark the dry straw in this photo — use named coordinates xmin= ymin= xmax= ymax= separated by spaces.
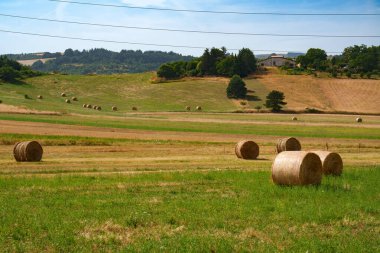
xmin=356 ymin=117 xmax=363 ymax=123
xmin=93 ymin=106 xmax=98 ymax=110
xmin=87 ymin=104 xmax=92 ymax=109
xmin=292 ymin=117 xmax=298 ymax=121
xmin=65 ymin=99 xmax=71 ymax=104
xmin=112 ymin=106 xmax=118 ymax=111
xmin=276 ymin=137 xmax=301 ymax=153
xmin=196 ymin=106 xmax=202 ymax=111
xmin=272 ymin=151 xmax=322 ymax=185
xmin=312 ymin=151 xmax=343 ymax=176
xmin=97 ymin=106 xmax=102 ymax=111
xmin=61 ymin=92 xmax=66 ymax=97
xmin=235 ymin=140 xmax=259 ymax=160
xmin=37 ymin=95 xmax=43 ymax=99
xmin=13 ymin=141 xmax=43 ymax=162
xmin=72 ymin=97 xmax=78 ymax=101
xmin=132 ymin=106 xmax=138 ymax=111
xmin=83 ymin=104 xmax=87 ymax=108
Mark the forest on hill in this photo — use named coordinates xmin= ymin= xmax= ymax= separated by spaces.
xmin=6 ymin=49 xmax=194 ymax=75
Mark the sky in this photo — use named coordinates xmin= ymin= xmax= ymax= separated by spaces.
xmin=0 ymin=0 xmax=379 ymax=56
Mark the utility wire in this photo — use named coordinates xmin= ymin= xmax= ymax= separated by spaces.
xmin=0 ymin=29 xmax=344 ymax=54
xmin=48 ymin=0 xmax=380 ymax=16
xmin=1 ymin=13 xmax=379 ymax=38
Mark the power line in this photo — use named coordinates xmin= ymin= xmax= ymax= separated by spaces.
xmin=1 ymin=13 xmax=379 ymax=38
xmin=0 ymin=29 xmax=344 ymax=54
xmin=48 ymin=0 xmax=380 ymax=16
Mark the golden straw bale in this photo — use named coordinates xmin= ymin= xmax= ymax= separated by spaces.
xmin=112 ymin=106 xmax=118 ymax=111
xmin=235 ymin=140 xmax=259 ymax=160
xmin=83 ymin=104 xmax=87 ymax=108
xmin=272 ymin=151 xmax=322 ymax=185
xmin=132 ymin=106 xmax=138 ymax=111
xmin=61 ymin=92 xmax=66 ymax=97
xmin=196 ymin=106 xmax=202 ymax=111
xmin=292 ymin=117 xmax=298 ymax=121
xmin=37 ymin=95 xmax=43 ymax=99
xmin=356 ymin=117 xmax=363 ymax=123
xmin=72 ymin=97 xmax=78 ymax=101
xmin=65 ymin=99 xmax=71 ymax=103
xmin=312 ymin=151 xmax=343 ymax=176
xmin=276 ymin=137 xmax=301 ymax=154
xmin=13 ymin=141 xmax=43 ymax=162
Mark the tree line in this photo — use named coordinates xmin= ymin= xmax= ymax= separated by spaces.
xmin=30 ymin=48 xmax=194 ymax=75
xmin=157 ymin=47 xmax=257 ymax=79
xmin=0 ymin=56 xmax=41 ymax=82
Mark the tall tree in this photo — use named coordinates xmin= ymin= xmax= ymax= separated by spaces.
xmin=226 ymin=75 xmax=247 ymax=99
xmin=236 ymin=48 xmax=257 ymax=77
xmin=265 ymin=90 xmax=287 ymax=112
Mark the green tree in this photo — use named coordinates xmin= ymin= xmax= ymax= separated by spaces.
xmin=216 ymin=56 xmax=237 ymax=77
xmin=236 ymin=48 xmax=257 ymax=77
xmin=0 ymin=66 xmax=20 ymax=82
xmin=298 ymin=48 xmax=327 ymax=70
xmin=157 ymin=63 xmax=179 ymax=79
xmin=265 ymin=90 xmax=287 ymax=112
xmin=226 ymin=75 xmax=247 ymax=98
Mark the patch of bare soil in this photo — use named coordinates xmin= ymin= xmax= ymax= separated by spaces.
xmin=0 ymin=104 xmax=60 ymax=115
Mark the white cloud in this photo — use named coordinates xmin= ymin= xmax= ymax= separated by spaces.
xmin=55 ymin=2 xmax=68 ymax=19
xmin=121 ymin=0 xmax=168 ymax=7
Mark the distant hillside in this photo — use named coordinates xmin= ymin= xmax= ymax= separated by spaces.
xmin=5 ymin=49 xmax=194 ymax=75
xmin=0 ymin=69 xmax=379 ymax=114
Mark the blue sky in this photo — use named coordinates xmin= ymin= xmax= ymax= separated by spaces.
xmin=0 ymin=0 xmax=379 ymax=56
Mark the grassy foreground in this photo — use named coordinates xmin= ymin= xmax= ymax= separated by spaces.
xmin=0 ymin=168 xmax=378 ymax=252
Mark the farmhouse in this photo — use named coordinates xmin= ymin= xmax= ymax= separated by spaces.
xmin=259 ymin=54 xmax=296 ymax=67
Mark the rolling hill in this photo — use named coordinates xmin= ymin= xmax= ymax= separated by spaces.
xmin=0 ymin=69 xmax=379 ymax=114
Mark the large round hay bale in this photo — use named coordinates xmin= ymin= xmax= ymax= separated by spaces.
xmin=72 ymin=97 xmax=78 ymax=101
xmin=196 ymin=106 xmax=202 ymax=111
xmin=132 ymin=106 xmax=138 ymax=111
xmin=65 ymin=99 xmax=71 ymax=104
xmin=292 ymin=117 xmax=298 ymax=121
xmin=93 ymin=105 xmax=98 ymax=110
xmin=112 ymin=106 xmax=118 ymax=111
xmin=13 ymin=141 xmax=43 ymax=162
xmin=87 ymin=104 xmax=92 ymax=109
xmin=83 ymin=104 xmax=87 ymax=108
xmin=186 ymin=106 xmax=191 ymax=111
xmin=61 ymin=92 xmax=66 ymax=97
xmin=276 ymin=137 xmax=301 ymax=154
xmin=272 ymin=151 xmax=322 ymax=185
xmin=312 ymin=151 xmax=343 ymax=176
xmin=97 ymin=106 xmax=102 ymax=111
xmin=356 ymin=117 xmax=363 ymax=123
xmin=235 ymin=140 xmax=259 ymax=160
xmin=37 ymin=95 xmax=43 ymax=99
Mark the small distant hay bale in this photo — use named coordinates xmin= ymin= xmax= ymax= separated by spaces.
xmin=186 ymin=106 xmax=191 ymax=111
xmin=72 ymin=97 xmax=78 ymax=101
xmin=24 ymin=94 xmax=30 ymax=99
xmin=61 ymin=92 xmax=66 ymax=97
xmin=112 ymin=106 xmax=118 ymax=111
xmin=97 ymin=106 xmax=102 ymax=111
xmin=93 ymin=106 xmax=98 ymax=110
xmin=272 ymin=151 xmax=322 ymax=185
xmin=37 ymin=95 xmax=43 ymax=99
xmin=65 ymin=99 xmax=71 ymax=103
xmin=235 ymin=140 xmax=259 ymax=160
xmin=132 ymin=106 xmax=138 ymax=111
xmin=312 ymin=151 xmax=343 ymax=176
xmin=356 ymin=117 xmax=363 ymax=123
xmin=87 ymin=104 xmax=92 ymax=109
xmin=276 ymin=137 xmax=301 ymax=154
xmin=83 ymin=104 xmax=87 ymax=108
xmin=13 ymin=141 xmax=43 ymax=162
xmin=196 ymin=106 xmax=202 ymax=111
xmin=292 ymin=117 xmax=298 ymax=121
xmin=0 ymin=100 xmax=2 ymax=104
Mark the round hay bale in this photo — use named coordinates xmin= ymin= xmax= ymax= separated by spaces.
xmin=276 ymin=137 xmax=301 ymax=154
xmin=13 ymin=141 xmax=43 ymax=162
xmin=65 ymin=99 xmax=71 ymax=104
xmin=235 ymin=140 xmax=259 ymax=160
xmin=61 ymin=92 xmax=66 ymax=97
xmin=356 ymin=117 xmax=362 ymax=123
xmin=132 ymin=106 xmax=138 ymax=111
xmin=72 ymin=97 xmax=78 ymax=101
xmin=93 ymin=106 xmax=98 ymax=110
xmin=186 ymin=106 xmax=191 ymax=111
xmin=196 ymin=106 xmax=202 ymax=111
xmin=272 ymin=151 xmax=322 ymax=185
xmin=87 ymin=104 xmax=92 ymax=109
xmin=292 ymin=117 xmax=298 ymax=121
xmin=0 ymin=100 xmax=2 ymax=104
xmin=312 ymin=151 xmax=343 ymax=176
xmin=112 ymin=106 xmax=118 ymax=111
xmin=83 ymin=104 xmax=87 ymax=108
xmin=37 ymin=95 xmax=43 ymax=99
xmin=97 ymin=106 xmax=102 ymax=111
